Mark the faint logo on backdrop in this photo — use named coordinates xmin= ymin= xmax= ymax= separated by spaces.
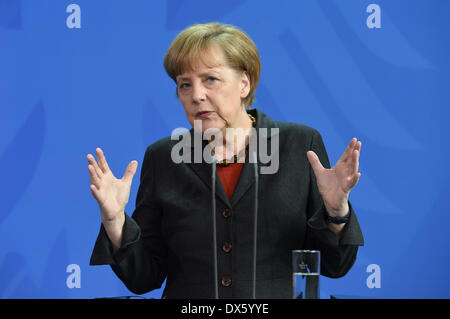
xmin=366 ymin=4 xmax=381 ymax=29
xmin=66 ymin=3 xmax=81 ymax=29
xmin=0 ymin=0 xmax=22 ymax=29
xmin=1 ymin=101 xmax=45 ymax=224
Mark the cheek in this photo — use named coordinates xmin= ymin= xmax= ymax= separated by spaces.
xmin=179 ymin=101 xmax=195 ymax=123
xmin=213 ymin=87 xmax=241 ymax=110
xmin=179 ymin=96 xmax=193 ymax=112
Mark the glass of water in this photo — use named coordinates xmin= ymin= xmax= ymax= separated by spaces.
xmin=292 ymin=250 xmax=320 ymax=299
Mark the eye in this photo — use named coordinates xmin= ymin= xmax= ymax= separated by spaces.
xmin=206 ymin=76 xmax=218 ymax=83
xmin=178 ymin=83 xmax=191 ymax=90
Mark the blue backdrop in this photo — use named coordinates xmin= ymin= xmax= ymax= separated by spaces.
xmin=1 ymin=0 xmax=449 ymax=299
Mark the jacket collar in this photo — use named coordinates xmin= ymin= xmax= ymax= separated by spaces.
xmin=248 ymin=107 xmax=279 ymax=139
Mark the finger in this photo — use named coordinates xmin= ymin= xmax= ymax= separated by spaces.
xmin=122 ymin=160 xmax=138 ymax=184
xmin=96 ymin=148 xmax=111 ymax=174
xmin=354 ymin=140 xmax=362 ymax=157
xmin=307 ymin=151 xmax=324 ymax=175
xmin=87 ymin=154 xmax=103 ymax=178
xmin=350 ymin=141 xmax=361 ymax=171
xmin=88 ymin=164 xmax=101 ymax=188
xmin=351 ymin=149 xmax=360 ymax=174
xmin=340 ymin=138 xmax=357 ymax=162
xmin=350 ymin=172 xmax=361 ymax=189
xmin=90 ymin=184 xmax=102 ymax=203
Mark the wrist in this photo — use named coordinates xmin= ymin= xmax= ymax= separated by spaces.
xmin=325 ymin=202 xmax=350 ymax=225
xmin=101 ymin=210 xmax=125 ymax=226
xmin=102 ymin=212 xmax=125 ymax=252
xmin=325 ymin=205 xmax=349 ymax=235
xmin=324 ymin=201 xmax=349 ymax=218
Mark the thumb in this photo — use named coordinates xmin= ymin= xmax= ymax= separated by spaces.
xmin=122 ymin=160 xmax=138 ymax=184
xmin=307 ymin=151 xmax=324 ymax=175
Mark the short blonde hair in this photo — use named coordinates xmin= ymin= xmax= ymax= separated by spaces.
xmin=164 ymin=22 xmax=261 ymax=107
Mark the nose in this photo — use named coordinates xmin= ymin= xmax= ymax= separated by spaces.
xmin=191 ymin=82 xmax=206 ymax=103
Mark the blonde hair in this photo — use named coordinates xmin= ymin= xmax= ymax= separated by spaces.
xmin=164 ymin=22 xmax=261 ymax=107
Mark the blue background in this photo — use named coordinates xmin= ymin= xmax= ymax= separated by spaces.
xmin=1 ymin=0 xmax=449 ymax=299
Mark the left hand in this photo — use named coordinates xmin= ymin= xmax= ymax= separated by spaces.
xmin=307 ymin=138 xmax=362 ymax=217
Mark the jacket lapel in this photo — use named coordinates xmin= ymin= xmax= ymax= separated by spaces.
xmin=187 ymin=159 xmax=231 ymax=208
xmin=230 ymin=108 xmax=279 ymax=206
xmin=185 ymin=131 xmax=230 ymax=207
xmin=229 ymin=158 xmax=257 ymax=206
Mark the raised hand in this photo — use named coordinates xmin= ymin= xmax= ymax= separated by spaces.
xmin=307 ymin=138 xmax=362 ymax=217
xmin=87 ymin=148 xmax=138 ymax=227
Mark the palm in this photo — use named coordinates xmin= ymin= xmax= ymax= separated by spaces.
xmin=307 ymin=138 xmax=361 ymax=215
xmin=87 ymin=148 xmax=138 ymax=221
xmin=96 ymin=171 xmax=131 ymax=219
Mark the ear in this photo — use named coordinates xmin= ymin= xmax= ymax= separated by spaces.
xmin=240 ymin=71 xmax=251 ymax=100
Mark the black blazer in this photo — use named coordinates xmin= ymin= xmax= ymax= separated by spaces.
xmin=90 ymin=108 xmax=364 ymax=299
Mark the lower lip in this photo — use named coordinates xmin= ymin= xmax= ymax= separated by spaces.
xmin=197 ymin=112 xmax=212 ymax=119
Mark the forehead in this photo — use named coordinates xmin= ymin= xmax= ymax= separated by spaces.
xmin=176 ymin=45 xmax=230 ymax=80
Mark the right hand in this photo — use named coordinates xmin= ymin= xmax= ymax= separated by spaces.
xmin=87 ymin=148 xmax=138 ymax=224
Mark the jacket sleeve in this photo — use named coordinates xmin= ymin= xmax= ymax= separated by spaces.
xmin=304 ymin=129 xmax=364 ymax=278
xmin=89 ymin=146 xmax=168 ymax=294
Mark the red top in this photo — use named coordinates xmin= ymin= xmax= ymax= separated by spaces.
xmin=216 ymin=163 xmax=244 ymax=200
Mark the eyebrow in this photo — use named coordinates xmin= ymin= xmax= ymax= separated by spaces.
xmin=176 ymin=70 xmax=221 ymax=82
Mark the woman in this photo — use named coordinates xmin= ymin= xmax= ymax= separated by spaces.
xmin=87 ymin=22 xmax=364 ymax=299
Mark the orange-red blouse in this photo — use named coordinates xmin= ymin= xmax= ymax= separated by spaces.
xmin=216 ymin=163 xmax=244 ymax=200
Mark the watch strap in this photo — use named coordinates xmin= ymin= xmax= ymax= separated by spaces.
xmin=326 ymin=209 xmax=350 ymax=224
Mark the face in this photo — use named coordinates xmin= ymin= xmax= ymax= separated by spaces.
xmin=176 ymin=45 xmax=251 ymax=134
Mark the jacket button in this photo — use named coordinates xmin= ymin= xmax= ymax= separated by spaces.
xmin=222 ymin=242 xmax=232 ymax=253
xmin=222 ymin=209 xmax=231 ymax=218
xmin=221 ymin=276 xmax=232 ymax=287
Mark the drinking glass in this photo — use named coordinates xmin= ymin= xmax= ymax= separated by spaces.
xmin=292 ymin=250 xmax=320 ymax=299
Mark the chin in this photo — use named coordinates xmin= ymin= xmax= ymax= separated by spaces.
xmin=203 ymin=124 xmax=224 ymax=134
xmin=196 ymin=120 xmax=224 ymax=135
xmin=191 ymin=118 xmax=218 ymax=133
